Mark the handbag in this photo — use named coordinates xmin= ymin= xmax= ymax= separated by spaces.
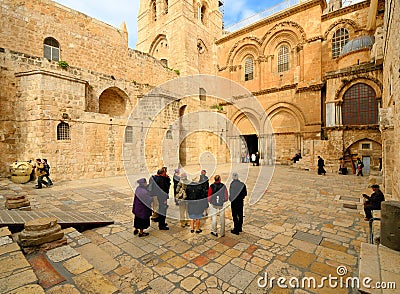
xmin=176 ymin=184 xmax=187 ymax=200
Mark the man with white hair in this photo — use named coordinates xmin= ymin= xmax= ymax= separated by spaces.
xmin=229 ymin=172 xmax=247 ymax=235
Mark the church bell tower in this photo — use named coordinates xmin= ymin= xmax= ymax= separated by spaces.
xmin=137 ymin=0 xmax=224 ymax=76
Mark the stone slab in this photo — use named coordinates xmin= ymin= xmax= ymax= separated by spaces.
xmin=0 ymin=269 xmax=38 ymax=293
xmin=72 ymin=269 xmax=118 ymax=294
xmin=8 ymin=284 xmax=45 ymax=294
xmin=75 ymin=243 xmax=118 ymax=274
xmin=292 ymin=231 xmax=323 ymax=245
xmin=27 ymin=253 xmax=66 ymax=289
xmin=46 ymin=245 xmax=79 ymax=263
xmin=359 ymin=243 xmax=381 ymax=294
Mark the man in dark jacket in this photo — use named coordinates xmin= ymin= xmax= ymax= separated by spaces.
xmin=363 ymin=184 xmax=385 ymax=221
xmin=199 ymin=170 xmax=209 ymax=216
xmin=229 ymin=172 xmax=247 ymax=235
xmin=208 ymin=175 xmax=228 ymax=237
xmin=148 ymin=168 xmax=171 ymax=230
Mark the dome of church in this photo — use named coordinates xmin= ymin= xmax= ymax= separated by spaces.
xmin=340 ymin=35 xmax=374 ymax=56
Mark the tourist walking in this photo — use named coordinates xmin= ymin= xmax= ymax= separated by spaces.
xmin=317 ymin=156 xmax=326 ymax=175
xmin=132 ymin=178 xmax=153 ymax=237
xmin=208 ymin=175 xmax=228 ymax=237
xmin=362 ymin=184 xmax=385 ymax=221
xmin=42 ymin=159 xmax=53 ymax=186
xmin=35 ymin=158 xmax=48 ymax=189
xmin=175 ymin=173 xmax=190 ymax=227
xmin=229 ymin=173 xmax=247 ymax=235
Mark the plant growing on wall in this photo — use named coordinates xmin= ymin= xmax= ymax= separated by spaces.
xmin=174 ymin=69 xmax=180 ymax=75
xmin=210 ymin=103 xmax=223 ymax=111
xmin=58 ymin=61 xmax=69 ymax=69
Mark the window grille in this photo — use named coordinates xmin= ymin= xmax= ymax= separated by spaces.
xmin=342 ymin=83 xmax=378 ymax=125
xmin=44 ymin=37 xmax=60 ymax=61
xmin=332 ymin=28 xmax=349 ymax=58
xmin=278 ymin=45 xmax=289 ymax=72
xmin=125 ymin=126 xmax=133 ymax=143
xmin=244 ymin=57 xmax=254 ymax=81
xmin=57 ymin=122 xmax=70 ymax=140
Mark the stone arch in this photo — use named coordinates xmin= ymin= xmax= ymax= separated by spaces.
xmin=225 ymin=37 xmax=262 ymax=66
xmin=335 ymin=77 xmax=383 ymax=102
xmin=99 ymin=87 xmax=129 ymax=116
xmin=149 ymin=34 xmax=169 ymax=60
xmin=264 ymin=102 xmax=306 ymax=133
xmin=261 ymin=21 xmax=306 ymax=53
xmin=230 ymin=109 xmax=260 ymax=135
xmin=323 ymin=19 xmax=362 ymax=41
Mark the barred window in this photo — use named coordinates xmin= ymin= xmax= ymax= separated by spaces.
xmin=44 ymin=37 xmax=60 ymax=61
xmin=342 ymin=83 xmax=378 ymax=125
xmin=278 ymin=45 xmax=289 ymax=72
xmin=125 ymin=126 xmax=133 ymax=143
xmin=332 ymin=28 xmax=349 ymax=58
xmin=244 ymin=57 xmax=254 ymax=81
xmin=166 ymin=129 xmax=172 ymax=139
xmin=57 ymin=122 xmax=70 ymax=140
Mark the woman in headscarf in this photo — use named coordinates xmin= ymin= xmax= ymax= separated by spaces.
xmin=132 ymin=178 xmax=153 ymax=237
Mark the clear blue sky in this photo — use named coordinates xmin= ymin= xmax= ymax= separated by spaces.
xmin=53 ymin=0 xmax=297 ymax=48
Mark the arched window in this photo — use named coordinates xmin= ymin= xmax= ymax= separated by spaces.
xmin=342 ymin=83 xmax=378 ymax=125
xmin=151 ymin=0 xmax=157 ymax=21
xmin=278 ymin=45 xmax=289 ymax=72
xmin=57 ymin=122 xmax=70 ymax=140
xmin=166 ymin=129 xmax=172 ymax=139
xmin=199 ymin=87 xmax=206 ymax=101
xmin=44 ymin=37 xmax=60 ymax=61
xmin=332 ymin=28 xmax=349 ymax=58
xmin=200 ymin=5 xmax=206 ymax=24
xmin=125 ymin=126 xmax=133 ymax=143
xmin=244 ymin=57 xmax=254 ymax=81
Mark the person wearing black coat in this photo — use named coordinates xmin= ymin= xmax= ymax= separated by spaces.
xmin=363 ymin=184 xmax=385 ymax=221
xmin=229 ymin=173 xmax=247 ymax=235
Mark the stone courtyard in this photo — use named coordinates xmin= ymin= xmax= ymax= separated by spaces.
xmin=2 ymin=164 xmax=397 ymax=293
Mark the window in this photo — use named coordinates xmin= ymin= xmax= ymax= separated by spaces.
xmin=332 ymin=28 xmax=349 ymax=58
xmin=244 ymin=57 xmax=254 ymax=81
xmin=166 ymin=129 xmax=172 ymax=139
xmin=44 ymin=37 xmax=60 ymax=61
xmin=200 ymin=5 xmax=206 ymax=24
xmin=361 ymin=143 xmax=371 ymax=150
xmin=164 ymin=0 xmax=168 ymax=14
xmin=125 ymin=126 xmax=133 ymax=143
xmin=342 ymin=83 xmax=378 ymax=125
xmin=57 ymin=122 xmax=70 ymax=140
xmin=151 ymin=0 xmax=157 ymax=21
xmin=199 ymin=87 xmax=206 ymax=101
xmin=278 ymin=45 xmax=289 ymax=72
xmin=160 ymin=59 xmax=168 ymax=67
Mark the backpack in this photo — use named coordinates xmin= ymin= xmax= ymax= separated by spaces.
xmin=185 ymin=183 xmax=198 ymax=201
xmin=210 ymin=183 xmax=226 ymax=206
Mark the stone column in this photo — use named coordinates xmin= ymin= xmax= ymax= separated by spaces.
xmin=380 ymin=201 xmax=400 ymax=251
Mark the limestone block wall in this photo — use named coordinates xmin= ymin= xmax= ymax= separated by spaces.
xmin=382 ymin=0 xmax=400 ymax=200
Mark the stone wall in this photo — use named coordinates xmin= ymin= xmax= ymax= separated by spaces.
xmin=381 ymin=0 xmax=400 ymax=200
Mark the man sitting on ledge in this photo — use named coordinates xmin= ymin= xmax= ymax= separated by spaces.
xmin=362 ymin=184 xmax=385 ymax=221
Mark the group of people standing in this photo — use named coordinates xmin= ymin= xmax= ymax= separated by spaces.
xmin=131 ymin=167 xmax=247 ymax=238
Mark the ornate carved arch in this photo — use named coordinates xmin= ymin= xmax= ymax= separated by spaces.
xmin=323 ymin=19 xmax=362 ymax=40
xmin=264 ymin=102 xmax=307 ymax=132
xmin=225 ymin=37 xmax=262 ymax=66
xmin=261 ymin=21 xmax=306 ymax=52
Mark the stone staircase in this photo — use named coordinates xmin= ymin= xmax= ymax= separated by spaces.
xmin=0 ymin=226 xmax=119 ymax=293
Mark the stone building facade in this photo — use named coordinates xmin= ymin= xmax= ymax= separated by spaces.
xmin=1 ymin=0 xmax=394 ymax=187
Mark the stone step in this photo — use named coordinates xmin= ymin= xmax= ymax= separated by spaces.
xmin=0 ymin=210 xmax=114 ymax=232
xmin=359 ymin=242 xmax=382 ymax=294
xmin=0 ymin=226 xmax=119 ymax=293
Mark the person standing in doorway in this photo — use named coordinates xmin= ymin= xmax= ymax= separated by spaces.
xmin=356 ymin=157 xmax=364 ymax=176
xmin=229 ymin=172 xmax=247 ymax=235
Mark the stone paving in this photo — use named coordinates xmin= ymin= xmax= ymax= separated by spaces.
xmin=0 ymin=165 xmax=378 ymax=293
